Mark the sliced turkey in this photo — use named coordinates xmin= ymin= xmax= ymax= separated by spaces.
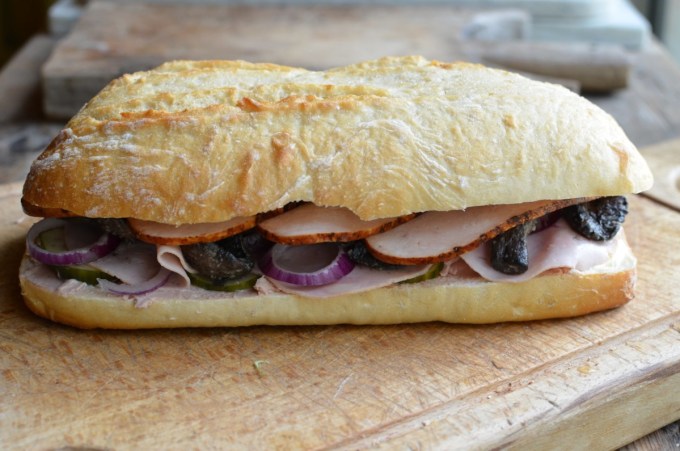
xmin=265 ymin=263 xmax=432 ymax=298
xmin=89 ymin=242 xmax=160 ymax=284
xmin=364 ymin=198 xmax=585 ymax=265
xmin=156 ymin=244 xmax=197 ymax=288
xmin=461 ymin=219 xmax=623 ymax=282
xmin=128 ymin=216 xmax=256 ymax=245
xmin=257 ymin=203 xmax=415 ymax=245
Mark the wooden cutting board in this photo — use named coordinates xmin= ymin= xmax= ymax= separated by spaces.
xmin=1 ymin=182 xmax=678 ymax=449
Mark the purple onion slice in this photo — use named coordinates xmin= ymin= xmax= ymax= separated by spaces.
xmin=259 ymin=243 xmax=354 ymax=286
xmin=27 ymin=218 xmax=120 ymax=266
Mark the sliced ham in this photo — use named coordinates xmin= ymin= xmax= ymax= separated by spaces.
xmin=364 ymin=198 xmax=585 ymax=265
xmin=460 ymin=219 xmax=621 ymax=283
xmin=128 ymin=216 xmax=256 ymax=245
xmin=257 ymin=203 xmax=415 ymax=245
xmin=78 ymin=197 xmax=615 ymax=301
xmin=156 ymin=244 xmax=197 ymax=288
xmin=64 ymin=213 xmax=623 ymax=302
xmin=265 ymin=264 xmax=431 ymax=298
xmin=89 ymin=242 xmax=160 ymax=284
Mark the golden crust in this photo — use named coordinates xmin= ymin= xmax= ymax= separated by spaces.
xmin=22 ymin=56 xmax=652 ymax=225
xmin=19 ymin=253 xmax=635 ymax=329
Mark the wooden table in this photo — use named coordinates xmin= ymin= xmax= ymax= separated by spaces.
xmin=0 ymin=4 xmax=679 ymax=449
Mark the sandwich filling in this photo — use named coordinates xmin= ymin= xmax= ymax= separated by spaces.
xmin=25 ymin=196 xmax=629 ymax=307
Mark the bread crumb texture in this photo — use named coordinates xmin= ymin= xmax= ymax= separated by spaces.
xmin=23 ymin=56 xmax=653 ymax=224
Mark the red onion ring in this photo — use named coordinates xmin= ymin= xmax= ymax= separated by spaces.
xmin=98 ymin=268 xmax=171 ymax=296
xmin=27 ymin=218 xmax=120 ymax=266
xmin=259 ymin=243 xmax=354 ymax=286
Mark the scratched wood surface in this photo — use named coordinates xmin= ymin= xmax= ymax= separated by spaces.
xmin=0 ymin=181 xmax=678 ymax=449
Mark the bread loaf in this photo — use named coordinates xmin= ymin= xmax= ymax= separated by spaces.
xmin=19 ymin=56 xmax=653 ymax=329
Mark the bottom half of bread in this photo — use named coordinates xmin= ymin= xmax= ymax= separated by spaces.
xmin=19 ymin=252 xmax=636 ymax=329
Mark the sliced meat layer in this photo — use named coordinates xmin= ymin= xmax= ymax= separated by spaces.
xmin=365 ymin=198 xmax=587 ymax=265
xmin=264 ymin=263 xmax=432 ymax=298
xmin=461 ymin=219 xmax=622 ymax=283
xmin=89 ymin=242 xmax=160 ymax=284
xmin=257 ymin=203 xmax=415 ymax=245
xmin=128 ymin=216 xmax=256 ymax=245
xmin=156 ymin=244 xmax=195 ymax=288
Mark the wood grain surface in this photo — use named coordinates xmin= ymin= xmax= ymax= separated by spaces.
xmin=0 ymin=181 xmax=678 ymax=449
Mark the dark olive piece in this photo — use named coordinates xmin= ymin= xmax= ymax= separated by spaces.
xmin=563 ymin=196 xmax=628 ymax=241
xmin=96 ymin=218 xmax=137 ymax=241
xmin=490 ymin=221 xmax=535 ymax=275
xmin=182 ymin=234 xmax=254 ymax=281
xmin=344 ymin=241 xmax=404 ymax=270
xmin=239 ymin=229 xmax=273 ymax=259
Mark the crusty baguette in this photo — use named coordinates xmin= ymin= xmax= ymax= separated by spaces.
xmin=22 ymin=56 xmax=652 ymax=225
xmin=19 ymin=56 xmax=652 ymax=328
xmin=19 ymin=244 xmax=636 ymax=329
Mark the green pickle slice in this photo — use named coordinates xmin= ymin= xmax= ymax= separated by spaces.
xmin=37 ymin=227 xmax=67 ymax=252
xmin=37 ymin=227 xmax=117 ymax=285
xmin=52 ymin=265 xmax=118 ymax=285
xmin=400 ymin=262 xmax=444 ymax=284
xmin=188 ymin=271 xmax=260 ymax=292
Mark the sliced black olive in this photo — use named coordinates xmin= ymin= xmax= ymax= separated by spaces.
xmin=490 ymin=221 xmax=535 ymax=275
xmin=182 ymin=234 xmax=254 ymax=280
xmin=343 ymin=241 xmax=404 ymax=270
xmin=564 ymin=196 xmax=628 ymax=241
xmin=96 ymin=218 xmax=137 ymax=241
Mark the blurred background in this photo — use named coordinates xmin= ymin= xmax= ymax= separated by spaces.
xmin=635 ymin=0 xmax=680 ymax=60
xmin=0 ymin=1 xmax=51 ymax=66
xmin=1 ymin=0 xmax=679 ymax=68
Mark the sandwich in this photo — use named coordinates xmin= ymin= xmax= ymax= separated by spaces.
xmin=19 ymin=56 xmax=653 ymax=329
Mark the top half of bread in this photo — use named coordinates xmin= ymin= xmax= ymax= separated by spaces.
xmin=23 ymin=56 xmax=652 ymax=225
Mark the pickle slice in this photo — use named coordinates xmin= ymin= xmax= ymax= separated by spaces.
xmin=400 ymin=262 xmax=444 ymax=284
xmin=37 ymin=227 xmax=67 ymax=252
xmin=53 ymin=265 xmax=118 ymax=285
xmin=188 ymin=272 xmax=260 ymax=292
